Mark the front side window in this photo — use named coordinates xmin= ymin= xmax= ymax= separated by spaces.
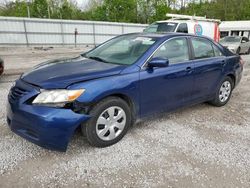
xmin=242 ymin=37 xmax=249 ymax=43
xmin=153 ymin=37 xmax=189 ymax=64
xmin=176 ymin=23 xmax=188 ymax=33
xmin=84 ymin=35 xmax=157 ymax=65
xmin=191 ymin=38 xmax=214 ymax=59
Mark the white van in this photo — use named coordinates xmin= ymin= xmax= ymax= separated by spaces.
xmin=144 ymin=14 xmax=221 ymax=42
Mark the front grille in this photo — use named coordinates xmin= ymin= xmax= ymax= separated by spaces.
xmin=9 ymin=86 xmax=28 ymax=101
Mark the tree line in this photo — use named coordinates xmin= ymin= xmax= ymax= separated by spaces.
xmin=0 ymin=0 xmax=249 ymax=23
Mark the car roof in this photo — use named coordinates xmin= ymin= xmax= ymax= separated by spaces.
xmin=126 ymin=32 xmax=211 ymax=41
xmin=155 ymin=19 xmax=218 ymax=24
xmin=156 ymin=20 xmax=192 ymax=24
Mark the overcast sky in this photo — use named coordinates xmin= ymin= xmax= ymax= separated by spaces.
xmin=76 ymin=0 xmax=89 ymax=7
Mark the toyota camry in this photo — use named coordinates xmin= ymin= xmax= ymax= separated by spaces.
xmin=7 ymin=33 xmax=243 ymax=151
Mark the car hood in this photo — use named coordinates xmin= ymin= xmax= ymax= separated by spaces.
xmin=21 ymin=56 xmax=126 ymax=89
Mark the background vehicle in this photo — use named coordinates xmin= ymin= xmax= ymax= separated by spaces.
xmin=220 ymin=20 xmax=250 ymax=39
xmin=144 ymin=14 xmax=220 ymax=42
xmin=220 ymin=36 xmax=250 ymax=54
xmin=0 ymin=57 xmax=4 ymax=76
xmin=7 ymin=33 xmax=243 ymax=151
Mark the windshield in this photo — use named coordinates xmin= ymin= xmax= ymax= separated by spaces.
xmin=84 ymin=35 xmax=157 ymax=65
xmin=144 ymin=22 xmax=178 ymax=33
xmin=220 ymin=36 xmax=241 ymax=43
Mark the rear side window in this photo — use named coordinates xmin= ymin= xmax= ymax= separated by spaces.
xmin=176 ymin=23 xmax=188 ymax=33
xmin=191 ymin=38 xmax=214 ymax=59
xmin=153 ymin=37 xmax=189 ymax=64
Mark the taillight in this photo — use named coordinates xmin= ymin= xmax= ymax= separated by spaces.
xmin=239 ymin=56 xmax=245 ymax=66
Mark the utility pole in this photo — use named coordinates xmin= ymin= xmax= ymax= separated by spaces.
xmin=26 ymin=0 xmax=31 ymax=18
xmin=47 ymin=0 xmax=50 ymax=18
xmin=224 ymin=0 xmax=227 ymax=20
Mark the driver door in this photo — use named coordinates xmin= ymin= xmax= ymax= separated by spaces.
xmin=139 ymin=37 xmax=195 ymax=117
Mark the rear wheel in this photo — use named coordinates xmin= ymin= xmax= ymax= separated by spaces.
xmin=209 ymin=76 xmax=233 ymax=107
xmin=82 ymin=97 xmax=131 ymax=147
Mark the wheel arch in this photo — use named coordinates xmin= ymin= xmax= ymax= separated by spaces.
xmin=226 ymin=73 xmax=236 ymax=89
xmin=86 ymin=93 xmax=138 ymax=126
xmin=102 ymin=93 xmax=137 ymax=125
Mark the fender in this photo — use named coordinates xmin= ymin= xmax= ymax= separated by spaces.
xmin=213 ymin=55 xmax=240 ymax=93
xmin=68 ymin=71 xmax=140 ymax=118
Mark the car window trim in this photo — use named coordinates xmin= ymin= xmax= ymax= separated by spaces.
xmin=191 ymin=56 xmax=225 ymax=63
xmin=141 ymin=36 xmax=192 ymax=69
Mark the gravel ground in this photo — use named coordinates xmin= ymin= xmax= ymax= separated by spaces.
xmin=0 ymin=47 xmax=89 ymax=75
xmin=0 ymin=48 xmax=250 ymax=187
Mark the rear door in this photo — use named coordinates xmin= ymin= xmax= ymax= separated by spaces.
xmin=190 ymin=37 xmax=225 ymax=100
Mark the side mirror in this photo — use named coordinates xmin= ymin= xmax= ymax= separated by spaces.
xmin=148 ymin=57 xmax=169 ymax=68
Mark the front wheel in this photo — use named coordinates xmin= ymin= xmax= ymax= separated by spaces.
xmin=82 ymin=97 xmax=131 ymax=147
xmin=209 ymin=77 xmax=233 ymax=107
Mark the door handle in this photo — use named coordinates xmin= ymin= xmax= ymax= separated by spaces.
xmin=221 ymin=60 xmax=226 ymax=66
xmin=186 ymin=67 xmax=192 ymax=72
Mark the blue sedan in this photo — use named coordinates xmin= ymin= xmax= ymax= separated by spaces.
xmin=7 ymin=33 xmax=243 ymax=151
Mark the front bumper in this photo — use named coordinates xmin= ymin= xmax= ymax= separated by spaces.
xmin=7 ymin=80 xmax=90 ymax=151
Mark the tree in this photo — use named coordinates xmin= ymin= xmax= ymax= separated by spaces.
xmin=104 ymin=0 xmax=137 ymax=22
xmin=149 ymin=0 xmax=171 ymax=23
xmin=0 ymin=0 xmax=27 ymax=17
xmin=1 ymin=0 xmax=250 ymax=22
xmin=137 ymin=0 xmax=170 ymax=23
xmin=31 ymin=0 xmax=49 ymax=18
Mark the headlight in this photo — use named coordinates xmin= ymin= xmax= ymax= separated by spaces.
xmin=32 ymin=89 xmax=85 ymax=107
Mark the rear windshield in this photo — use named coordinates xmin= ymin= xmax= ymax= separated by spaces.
xmin=144 ymin=22 xmax=178 ymax=33
xmin=220 ymin=36 xmax=241 ymax=43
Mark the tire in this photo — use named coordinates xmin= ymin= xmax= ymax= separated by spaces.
xmin=82 ymin=97 xmax=131 ymax=147
xmin=209 ymin=76 xmax=233 ymax=107
xmin=236 ymin=47 xmax=241 ymax=55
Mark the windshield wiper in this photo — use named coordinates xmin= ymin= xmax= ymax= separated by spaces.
xmin=82 ymin=55 xmax=122 ymax=65
xmin=87 ymin=56 xmax=109 ymax=63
